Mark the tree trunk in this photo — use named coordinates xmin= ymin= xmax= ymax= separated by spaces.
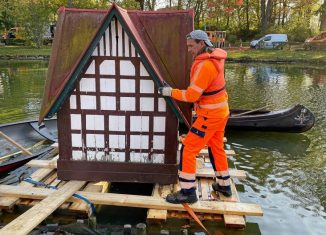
xmin=321 ymin=1 xmax=326 ymax=31
xmin=246 ymin=0 xmax=249 ymax=32
xmin=281 ymin=0 xmax=287 ymax=26
xmin=261 ymin=0 xmax=267 ymax=32
xmin=266 ymin=0 xmax=273 ymax=28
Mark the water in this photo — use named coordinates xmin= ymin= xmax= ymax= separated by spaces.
xmin=0 ymin=60 xmax=325 ymax=234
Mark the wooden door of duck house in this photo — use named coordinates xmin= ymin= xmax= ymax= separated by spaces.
xmin=39 ymin=4 xmax=193 ymax=184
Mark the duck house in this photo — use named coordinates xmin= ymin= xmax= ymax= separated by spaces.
xmin=39 ymin=4 xmax=193 ymax=184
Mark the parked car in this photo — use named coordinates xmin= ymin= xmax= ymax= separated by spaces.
xmin=250 ymin=34 xmax=288 ymax=49
xmin=304 ymin=31 xmax=326 ymax=50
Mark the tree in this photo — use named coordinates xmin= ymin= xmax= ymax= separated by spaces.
xmin=320 ymin=1 xmax=326 ymax=31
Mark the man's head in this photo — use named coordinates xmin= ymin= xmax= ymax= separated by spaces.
xmin=186 ymin=30 xmax=213 ymax=58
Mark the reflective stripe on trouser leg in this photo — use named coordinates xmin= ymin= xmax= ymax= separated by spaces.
xmin=179 ymin=171 xmax=196 ymax=189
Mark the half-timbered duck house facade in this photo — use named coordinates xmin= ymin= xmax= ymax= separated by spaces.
xmin=39 ymin=4 xmax=193 ymax=184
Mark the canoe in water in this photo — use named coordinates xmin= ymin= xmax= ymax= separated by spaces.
xmin=0 ymin=119 xmax=56 ymax=174
xmin=227 ymin=104 xmax=315 ymax=133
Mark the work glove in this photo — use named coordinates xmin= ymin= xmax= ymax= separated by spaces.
xmin=158 ymin=86 xmax=172 ymax=97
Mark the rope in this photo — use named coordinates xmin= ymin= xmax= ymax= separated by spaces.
xmin=21 ymin=177 xmax=96 ymax=215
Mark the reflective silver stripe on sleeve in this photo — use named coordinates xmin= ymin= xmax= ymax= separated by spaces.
xmin=197 ymin=101 xmax=228 ymax=109
xmin=190 ymin=84 xmax=204 ymax=94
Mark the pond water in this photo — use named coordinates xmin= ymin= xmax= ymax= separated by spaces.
xmin=0 ymin=60 xmax=325 ymax=235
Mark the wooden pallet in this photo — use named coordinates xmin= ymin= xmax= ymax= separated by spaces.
xmin=0 ymin=149 xmax=262 ymax=233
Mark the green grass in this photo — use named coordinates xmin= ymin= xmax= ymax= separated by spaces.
xmin=226 ymin=48 xmax=326 ymax=64
xmin=0 ymin=45 xmax=51 ymax=56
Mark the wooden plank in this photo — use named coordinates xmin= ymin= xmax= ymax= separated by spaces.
xmin=0 ymin=181 xmax=86 ymax=235
xmin=196 ymin=168 xmax=246 ymax=179
xmin=0 ymin=185 xmax=263 ymax=216
xmin=26 ymin=159 xmax=57 ymax=169
xmin=147 ymin=184 xmax=170 ymax=222
xmin=199 ymin=149 xmax=236 ymax=157
xmin=218 ymin=180 xmax=246 ymax=228
xmin=68 ymin=182 xmax=106 ymax=213
xmin=0 ymin=155 xmax=58 ymax=209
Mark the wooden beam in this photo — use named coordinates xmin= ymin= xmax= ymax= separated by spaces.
xmin=0 ymin=156 xmax=58 ymax=209
xmin=0 ymin=185 xmax=263 ymax=216
xmin=26 ymin=159 xmax=58 ymax=169
xmin=196 ymin=168 xmax=246 ymax=179
xmin=0 ymin=181 xmax=86 ymax=235
xmin=199 ymin=148 xmax=236 ymax=157
xmin=147 ymin=184 xmax=172 ymax=222
xmin=219 ymin=180 xmax=246 ymax=228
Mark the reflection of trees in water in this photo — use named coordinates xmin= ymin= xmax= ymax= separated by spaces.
xmin=0 ymin=61 xmax=47 ymax=124
xmin=226 ymin=63 xmax=326 ymax=110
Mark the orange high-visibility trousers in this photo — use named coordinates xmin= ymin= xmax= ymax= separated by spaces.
xmin=178 ymin=115 xmax=230 ymax=190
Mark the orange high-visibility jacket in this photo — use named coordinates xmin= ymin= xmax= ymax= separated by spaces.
xmin=171 ymin=48 xmax=229 ymax=118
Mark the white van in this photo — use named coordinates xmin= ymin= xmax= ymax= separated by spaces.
xmin=250 ymin=34 xmax=288 ymax=49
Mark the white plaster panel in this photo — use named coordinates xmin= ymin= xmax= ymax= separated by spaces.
xmin=152 ymin=154 xmax=165 ymax=164
xmin=87 ymin=151 xmax=106 ymax=161
xmin=92 ymin=46 xmax=98 ymax=56
xmin=140 ymin=62 xmax=149 ymax=76
xmin=86 ymin=134 xmax=105 ymax=148
xmin=71 ymin=133 xmax=82 ymax=147
xmin=70 ymin=95 xmax=77 ymax=109
xmin=109 ymin=115 xmax=125 ymax=131
xmin=117 ymin=21 xmax=123 ymax=57
xmin=120 ymin=97 xmax=135 ymax=111
xmin=100 ymin=78 xmax=115 ymax=92
xmin=130 ymin=152 xmax=149 ymax=163
xmin=80 ymin=78 xmax=96 ymax=92
xmin=86 ymin=115 xmax=104 ymax=130
xmin=140 ymin=80 xmax=154 ymax=94
xmin=130 ymin=135 xmax=149 ymax=149
xmin=99 ymin=37 xmax=104 ymax=56
xmin=108 ymin=151 xmax=125 ymax=162
xmin=85 ymin=60 xmax=95 ymax=74
xmin=80 ymin=95 xmax=97 ymax=110
xmin=153 ymin=117 xmax=166 ymax=132
xmin=72 ymin=151 xmax=84 ymax=160
xmin=70 ymin=114 xmax=81 ymax=130
xmin=120 ymin=60 xmax=135 ymax=76
xmin=100 ymin=96 xmax=116 ymax=110
xmin=130 ymin=116 xmax=149 ymax=132
xmin=100 ymin=60 xmax=115 ymax=75
xmin=124 ymin=34 xmax=129 ymax=57
xmin=130 ymin=43 xmax=136 ymax=57
xmin=105 ymin=27 xmax=111 ymax=56
xmin=111 ymin=19 xmax=117 ymax=56
xmin=158 ymin=98 xmax=166 ymax=112
xmin=140 ymin=97 xmax=154 ymax=111
xmin=153 ymin=135 xmax=165 ymax=150
xmin=120 ymin=79 xmax=135 ymax=93
xmin=109 ymin=135 xmax=125 ymax=149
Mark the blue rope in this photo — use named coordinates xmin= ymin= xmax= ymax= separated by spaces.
xmin=22 ymin=177 xmax=96 ymax=215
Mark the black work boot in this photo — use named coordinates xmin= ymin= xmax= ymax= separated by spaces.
xmin=166 ymin=189 xmax=198 ymax=204
xmin=212 ymin=182 xmax=232 ymax=197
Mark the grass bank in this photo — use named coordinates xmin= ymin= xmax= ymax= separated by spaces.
xmin=226 ymin=48 xmax=326 ymax=65
xmin=0 ymin=45 xmax=51 ymax=56
xmin=1 ymin=45 xmax=326 ymax=65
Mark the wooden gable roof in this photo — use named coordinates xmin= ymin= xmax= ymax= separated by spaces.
xmin=39 ymin=3 xmax=193 ymax=127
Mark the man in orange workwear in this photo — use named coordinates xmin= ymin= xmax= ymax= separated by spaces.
xmin=158 ymin=30 xmax=231 ymax=204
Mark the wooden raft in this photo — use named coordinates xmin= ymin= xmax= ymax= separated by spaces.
xmin=0 ymin=148 xmax=262 ymax=233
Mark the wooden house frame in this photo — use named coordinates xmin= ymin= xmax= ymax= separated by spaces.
xmin=39 ymin=4 xmax=193 ymax=184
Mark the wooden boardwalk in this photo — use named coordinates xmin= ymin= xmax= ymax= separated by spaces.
xmin=0 ymin=144 xmax=263 ymax=234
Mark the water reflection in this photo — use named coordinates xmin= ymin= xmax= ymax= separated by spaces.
xmin=226 ymin=63 xmax=326 ymax=235
xmin=0 ymin=61 xmax=48 ymax=124
xmin=0 ymin=61 xmax=325 ymax=234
